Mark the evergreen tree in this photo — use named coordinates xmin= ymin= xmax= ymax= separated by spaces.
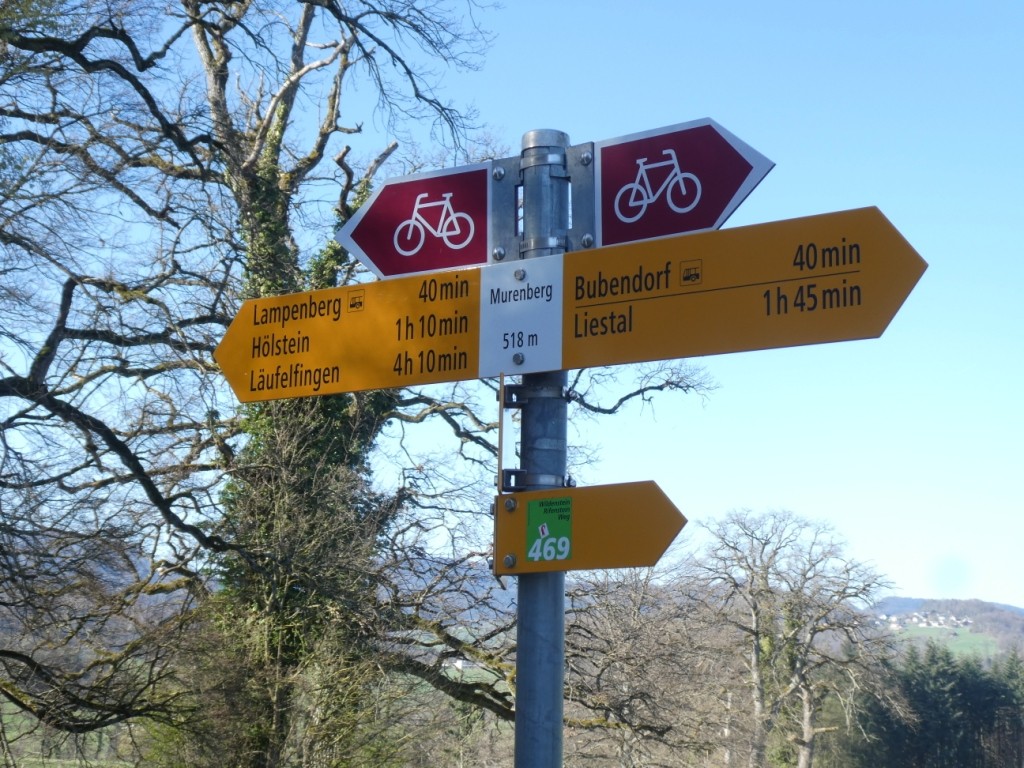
xmin=834 ymin=642 xmax=1024 ymax=768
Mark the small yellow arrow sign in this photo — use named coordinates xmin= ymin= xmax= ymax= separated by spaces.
xmin=493 ymin=481 xmax=686 ymax=575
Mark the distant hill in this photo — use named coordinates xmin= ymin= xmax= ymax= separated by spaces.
xmin=873 ymin=597 xmax=1024 ymax=657
xmin=876 ymin=596 xmax=1024 ymax=617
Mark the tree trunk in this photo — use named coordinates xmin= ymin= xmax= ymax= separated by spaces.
xmin=796 ymin=687 xmax=816 ymax=768
xmin=748 ymin=622 xmax=769 ymax=768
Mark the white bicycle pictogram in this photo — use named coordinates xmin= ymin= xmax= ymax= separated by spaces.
xmin=393 ymin=192 xmax=475 ymax=256
xmin=613 ymin=148 xmax=702 ymax=223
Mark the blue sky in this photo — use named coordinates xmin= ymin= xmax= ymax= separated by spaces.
xmin=370 ymin=3 xmax=1024 ymax=605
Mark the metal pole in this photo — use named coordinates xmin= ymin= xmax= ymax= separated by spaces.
xmin=514 ymin=129 xmax=570 ymax=768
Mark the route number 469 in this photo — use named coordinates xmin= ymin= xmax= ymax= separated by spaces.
xmin=528 ymin=536 xmax=571 ymax=562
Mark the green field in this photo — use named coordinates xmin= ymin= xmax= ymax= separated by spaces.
xmin=898 ymin=625 xmax=1001 ymax=658
xmin=0 ymin=702 xmax=134 ymax=767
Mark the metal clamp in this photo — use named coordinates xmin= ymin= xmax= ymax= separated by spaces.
xmin=503 ymin=383 xmax=568 ymax=408
xmin=500 ymin=469 xmax=527 ymax=492
xmin=519 ymin=151 xmax=566 ymax=170
xmin=520 ymin=235 xmax=566 ymax=256
xmin=500 ymin=470 xmax=575 ymax=493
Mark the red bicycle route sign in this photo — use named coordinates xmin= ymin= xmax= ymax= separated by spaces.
xmin=336 ymin=162 xmax=490 ymax=279
xmin=334 ymin=119 xmax=770 ymax=278
xmin=596 ymin=118 xmax=774 ymax=247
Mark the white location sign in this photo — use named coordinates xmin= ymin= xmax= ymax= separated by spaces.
xmin=479 ymin=256 xmax=563 ymax=377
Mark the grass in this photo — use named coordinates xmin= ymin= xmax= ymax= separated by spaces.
xmin=1 ymin=703 xmax=135 ymax=768
xmin=898 ymin=625 xmax=1001 ymax=658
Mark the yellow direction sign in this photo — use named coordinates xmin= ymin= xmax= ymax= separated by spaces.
xmin=214 ymin=271 xmax=481 ymax=401
xmin=562 ymin=206 xmax=927 ymax=370
xmin=216 ymin=208 xmax=926 ymax=402
xmin=492 ymin=481 xmax=686 ymax=575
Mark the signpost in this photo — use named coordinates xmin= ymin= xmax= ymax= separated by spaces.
xmin=596 ymin=118 xmax=773 ymax=246
xmin=510 ymin=129 xmax=571 ymax=768
xmin=493 ymin=482 xmax=686 ymax=575
xmin=214 ymin=117 xmax=928 ymax=768
xmin=335 ymin=162 xmax=491 ymax=279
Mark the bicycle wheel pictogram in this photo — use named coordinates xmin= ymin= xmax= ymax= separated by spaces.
xmin=393 ymin=218 xmax=426 ymax=256
xmin=666 ymin=172 xmax=701 ymax=214
xmin=614 ymin=182 xmax=650 ymax=223
xmin=440 ymin=211 xmax=474 ymax=249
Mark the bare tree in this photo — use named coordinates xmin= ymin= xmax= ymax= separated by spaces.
xmin=0 ymin=0 xmax=498 ymax=755
xmin=690 ymin=510 xmax=899 ymax=768
xmin=557 ymin=563 xmax=728 ymax=767
xmin=1 ymin=1 xmax=715 ymax=762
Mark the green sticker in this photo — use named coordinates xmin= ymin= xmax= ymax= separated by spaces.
xmin=526 ymin=496 xmax=573 ymax=562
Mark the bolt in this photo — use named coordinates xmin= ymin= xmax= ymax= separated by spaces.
xmin=504 ymin=497 xmax=518 ymax=511
xmin=581 ymin=233 xmax=595 ymax=248
xmin=503 ymin=554 xmax=517 ymax=569
xmin=493 ymin=247 xmax=506 ymax=261
xmin=513 ymin=268 xmax=526 ymax=281
xmin=581 ymin=150 xmax=593 ymax=166
xmin=512 ymin=352 xmax=525 ymax=365
xmin=493 ymin=166 xmax=505 ymax=181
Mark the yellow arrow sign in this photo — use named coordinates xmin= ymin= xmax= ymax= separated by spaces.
xmin=492 ymin=481 xmax=686 ymax=575
xmin=214 ymin=271 xmax=481 ymax=402
xmin=562 ymin=207 xmax=927 ymax=369
xmin=215 ymin=208 xmax=926 ymax=402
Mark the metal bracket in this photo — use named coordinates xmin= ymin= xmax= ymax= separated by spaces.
xmin=500 ymin=469 xmax=526 ymax=492
xmin=489 ymin=155 xmax=521 ymax=265
xmin=489 ymin=143 xmax=589 ymax=264
xmin=502 ymin=385 xmax=525 ymax=409
xmin=500 ymin=469 xmax=575 ymax=493
xmin=503 ymin=383 xmax=567 ymax=409
xmin=566 ymin=141 xmax=596 ymax=252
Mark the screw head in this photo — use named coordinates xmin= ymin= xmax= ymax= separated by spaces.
xmin=493 ymin=166 xmax=505 ymax=181
xmin=504 ymin=497 xmax=518 ymax=511
xmin=513 ymin=268 xmax=526 ymax=281
xmin=581 ymin=233 xmax=595 ymax=248
xmin=493 ymin=247 xmax=506 ymax=261
xmin=512 ymin=352 xmax=525 ymax=365
xmin=503 ymin=554 xmax=517 ymax=569
xmin=581 ymin=150 xmax=593 ymax=166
